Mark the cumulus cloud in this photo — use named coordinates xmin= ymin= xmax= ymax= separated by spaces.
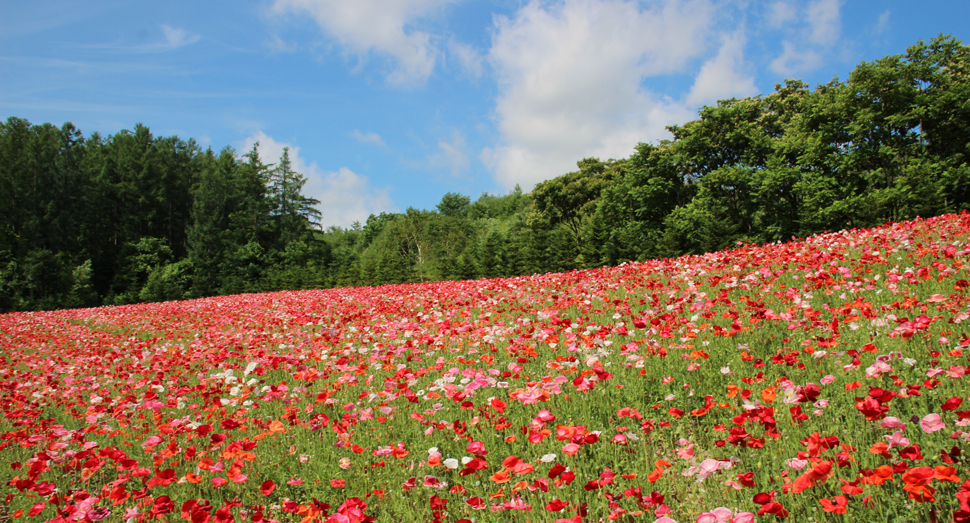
xmin=351 ymin=129 xmax=385 ymax=146
xmin=242 ymin=131 xmax=396 ymax=228
xmin=484 ymin=0 xmax=713 ymax=190
xmin=270 ymin=0 xmax=455 ymax=85
xmin=687 ymin=31 xmax=758 ymax=107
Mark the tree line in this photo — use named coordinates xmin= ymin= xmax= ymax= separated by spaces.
xmin=1 ymin=35 xmax=968 ymax=312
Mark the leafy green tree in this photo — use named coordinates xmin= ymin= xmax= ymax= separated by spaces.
xmin=140 ymin=259 xmax=192 ymax=303
xmin=112 ymin=236 xmax=175 ymax=303
xmin=436 ymin=192 xmax=471 ymax=218
xmin=531 ymin=158 xmax=620 ymax=258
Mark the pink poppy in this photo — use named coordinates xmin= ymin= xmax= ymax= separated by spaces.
xmin=920 ymin=413 xmax=945 ymax=433
xmin=880 ymin=417 xmax=906 ymax=430
xmin=885 ymin=430 xmax=910 ymax=448
xmin=562 ymin=443 xmax=581 ymax=456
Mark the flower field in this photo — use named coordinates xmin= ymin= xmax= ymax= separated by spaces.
xmin=4 ymin=215 xmax=970 ymax=523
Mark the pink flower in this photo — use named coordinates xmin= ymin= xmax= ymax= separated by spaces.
xmin=696 ymin=507 xmax=734 ymax=523
xmin=880 ymin=416 xmax=905 ymax=430
xmin=562 ymin=443 xmax=581 ymax=456
xmin=733 ymin=513 xmax=755 ymax=523
xmin=820 ymin=375 xmax=835 ymax=385
xmin=885 ymin=430 xmax=910 ymax=448
xmin=676 ymin=444 xmax=694 ymax=460
xmin=920 ymin=413 xmax=946 ymax=433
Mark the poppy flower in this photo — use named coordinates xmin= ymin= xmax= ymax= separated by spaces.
xmin=920 ymin=413 xmax=946 ymax=433
xmin=820 ymin=496 xmax=849 ymax=513
xmin=942 ymin=397 xmax=964 ymax=411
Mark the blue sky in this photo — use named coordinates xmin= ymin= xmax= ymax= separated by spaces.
xmin=2 ymin=0 xmax=968 ymax=228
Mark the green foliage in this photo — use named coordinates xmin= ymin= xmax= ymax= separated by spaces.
xmin=1 ymin=36 xmax=969 ymax=312
xmin=436 ymin=192 xmax=471 ymax=218
xmin=140 ymin=259 xmax=192 ymax=303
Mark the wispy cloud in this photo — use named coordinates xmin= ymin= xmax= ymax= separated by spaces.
xmin=874 ymin=10 xmax=890 ymax=35
xmin=767 ymin=0 xmax=843 ymax=76
xmin=806 ymin=0 xmax=842 ymax=45
xmin=160 ymin=25 xmax=201 ymax=49
xmin=428 ymin=129 xmax=471 ymax=177
xmin=265 ymin=35 xmax=299 ymax=53
xmin=766 ymin=1 xmax=796 ymax=28
xmin=447 ymin=38 xmax=483 ymax=79
xmin=64 ymin=24 xmax=202 ymax=54
xmin=770 ymin=41 xmax=822 ymax=76
xmin=351 ymin=129 xmax=385 ymax=146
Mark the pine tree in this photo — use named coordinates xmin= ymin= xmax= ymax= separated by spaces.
xmin=268 ymin=148 xmax=321 ymax=247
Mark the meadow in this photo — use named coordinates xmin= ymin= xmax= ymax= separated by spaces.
xmin=3 ymin=213 xmax=970 ymax=523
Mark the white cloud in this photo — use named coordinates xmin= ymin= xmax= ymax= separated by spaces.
xmin=806 ymin=0 xmax=841 ymax=45
xmin=447 ymin=38 xmax=483 ymax=78
xmin=875 ymin=10 xmax=890 ymax=35
xmin=766 ymin=0 xmax=842 ymax=76
xmin=770 ymin=40 xmax=822 ymax=76
xmin=313 ymin=167 xmax=397 ymax=228
xmin=270 ymin=0 xmax=455 ymax=85
xmin=766 ymin=1 xmax=796 ymax=28
xmin=484 ymin=0 xmax=712 ymax=190
xmin=687 ymin=31 xmax=758 ymax=107
xmin=242 ymin=131 xmax=396 ymax=228
xmin=428 ymin=129 xmax=471 ymax=176
xmin=160 ymin=25 xmax=200 ymax=49
xmin=351 ymin=129 xmax=385 ymax=146
xmin=266 ymin=34 xmax=299 ymax=53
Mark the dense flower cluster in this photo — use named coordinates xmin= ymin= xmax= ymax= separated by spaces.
xmin=3 ymin=214 xmax=970 ymax=522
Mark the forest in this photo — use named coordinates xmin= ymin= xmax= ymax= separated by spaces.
xmin=1 ymin=35 xmax=968 ymax=312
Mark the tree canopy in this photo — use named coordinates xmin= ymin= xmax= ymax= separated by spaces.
xmin=2 ymin=35 xmax=968 ymax=312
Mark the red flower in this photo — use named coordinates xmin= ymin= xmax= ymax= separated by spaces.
xmin=820 ymin=496 xmax=849 ymax=513
xmin=151 ymin=496 xmax=175 ymax=517
xmin=942 ymin=397 xmax=964 ymax=411
xmin=545 ymin=499 xmax=569 ymax=511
